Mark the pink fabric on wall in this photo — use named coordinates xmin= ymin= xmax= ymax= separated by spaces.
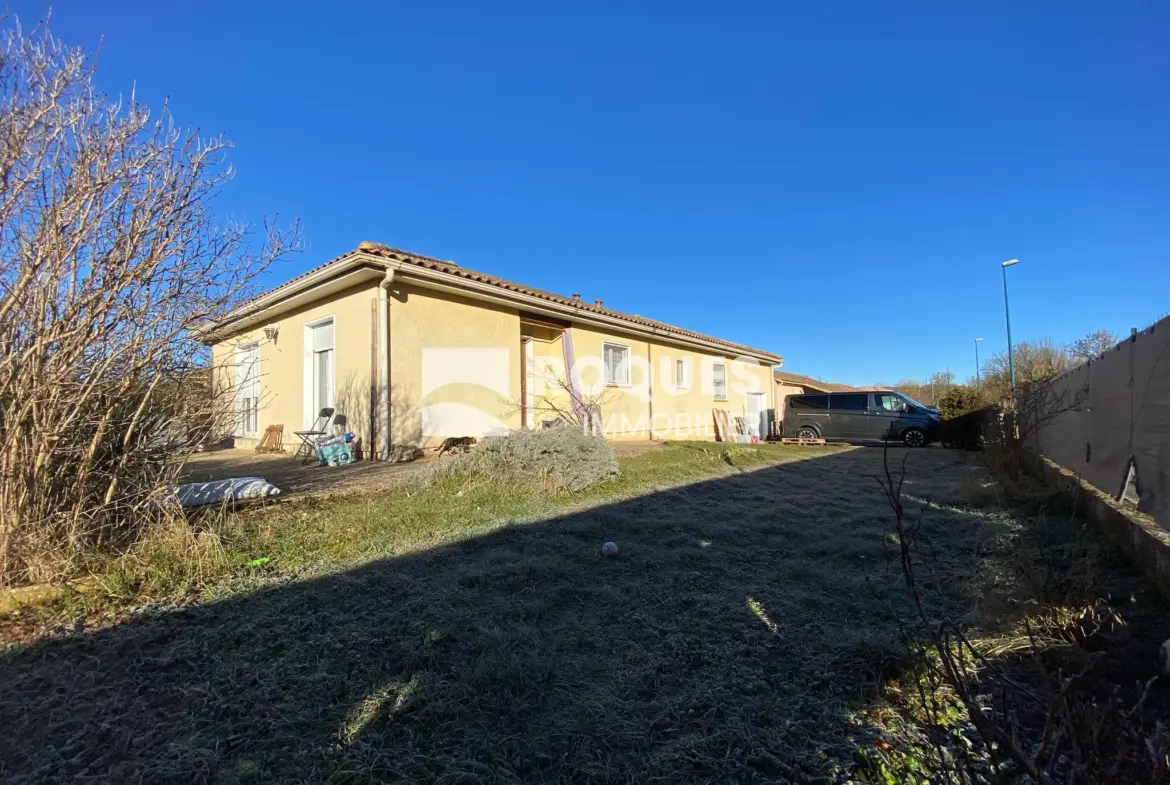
xmin=561 ymin=327 xmax=586 ymax=420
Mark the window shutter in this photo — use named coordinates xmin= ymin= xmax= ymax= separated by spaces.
xmin=713 ymin=362 xmax=727 ymax=399
xmin=312 ymin=320 xmax=334 ymax=351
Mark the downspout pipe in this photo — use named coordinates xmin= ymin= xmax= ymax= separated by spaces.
xmin=646 ymin=339 xmax=654 ymax=440
xmin=378 ymin=267 xmax=396 ymax=460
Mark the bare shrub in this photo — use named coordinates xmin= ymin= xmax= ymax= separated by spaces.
xmin=1067 ymin=329 xmax=1119 ymax=366
xmin=0 ymin=19 xmax=297 ymax=585
xmin=502 ymin=371 xmax=616 ymax=436
xmin=428 ymin=427 xmax=620 ymax=493
xmin=875 ymin=444 xmax=1170 ymax=784
xmin=980 ymin=339 xmax=1073 ymax=405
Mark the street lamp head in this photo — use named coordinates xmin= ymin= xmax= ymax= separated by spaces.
xmin=1002 ymin=258 xmax=1020 ymax=268
xmin=975 ymin=337 xmax=983 ymax=342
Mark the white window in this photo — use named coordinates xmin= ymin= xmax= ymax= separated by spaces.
xmin=674 ymin=358 xmax=686 ymax=388
xmin=305 ymin=317 xmax=335 ymax=426
xmin=235 ymin=342 xmax=259 ymax=437
xmin=603 ymin=342 xmax=630 ymax=386
xmin=712 ymin=362 xmax=728 ymax=401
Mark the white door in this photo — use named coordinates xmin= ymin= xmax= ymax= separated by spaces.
xmin=744 ymin=392 xmax=767 ymax=440
xmin=306 ymin=319 xmax=335 ymax=426
xmin=236 ymin=343 xmax=259 ymax=437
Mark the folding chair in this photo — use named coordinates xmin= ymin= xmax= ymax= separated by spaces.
xmin=254 ymin=424 xmax=284 ymax=453
xmin=293 ymin=408 xmax=334 ymax=464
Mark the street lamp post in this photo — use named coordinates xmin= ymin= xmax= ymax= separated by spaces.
xmin=1001 ymin=259 xmax=1020 ymax=393
xmin=975 ymin=337 xmax=983 ymax=385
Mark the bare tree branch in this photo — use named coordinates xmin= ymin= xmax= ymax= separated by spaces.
xmin=0 ymin=19 xmax=299 ymax=584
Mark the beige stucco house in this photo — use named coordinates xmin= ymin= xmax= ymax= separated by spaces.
xmin=202 ymin=242 xmax=783 ymax=457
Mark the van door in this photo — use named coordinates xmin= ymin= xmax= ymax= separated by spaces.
xmin=785 ymin=394 xmax=830 ymax=437
xmin=828 ymin=393 xmax=870 ymax=438
xmin=871 ymin=392 xmax=911 ymax=440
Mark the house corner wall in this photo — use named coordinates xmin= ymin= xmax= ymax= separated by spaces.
xmin=388 ymin=282 xmax=522 ymax=449
xmin=209 ymin=281 xmax=381 ymax=453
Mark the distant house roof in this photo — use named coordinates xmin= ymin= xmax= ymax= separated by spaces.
xmin=773 ymin=371 xmax=850 ymax=393
xmin=201 ymin=241 xmax=784 ymax=363
xmin=773 ymin=371 xmax=890 ymax=394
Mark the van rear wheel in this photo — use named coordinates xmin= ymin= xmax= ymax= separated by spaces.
xmin=902 ymin=428 xmax=926 ymax=448
xmin=796 ymin=427 xmax=818 ymax=441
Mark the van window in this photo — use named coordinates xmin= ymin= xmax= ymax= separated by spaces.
xmin=790 ymin=394 xmax=828 ymax=411
xmin=874 ymin=393 xmax=911 ymax=413
xmin=830 ymin=393 xmax=867 ymax=411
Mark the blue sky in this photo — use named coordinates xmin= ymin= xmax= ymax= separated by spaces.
xmin=19 ymin=1 xmax=1170 ymax=385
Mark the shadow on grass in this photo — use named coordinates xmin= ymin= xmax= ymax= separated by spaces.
xmin=0 ymin=447 xmax=1156 ymax=782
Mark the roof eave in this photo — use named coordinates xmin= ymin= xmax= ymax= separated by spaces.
xmin=377 ymin=253 xmax=782 ymax=363
xmin=201 ymin=248 xmax=784 ymax=364
xmin=196 ymin=255 xmax=383 ymax=344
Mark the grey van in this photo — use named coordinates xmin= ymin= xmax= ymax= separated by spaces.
xmin=781 ymin=391 xmax=940 ymax=447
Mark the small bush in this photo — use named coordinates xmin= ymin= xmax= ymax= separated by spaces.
xmin=937 ymin=385 xmax=984 ymax=420
xmin=428 ymin=427 xmax=620 ymax=493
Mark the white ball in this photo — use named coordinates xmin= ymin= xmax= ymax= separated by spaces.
xmin=601 ymin=541 xmax=619 ymax=557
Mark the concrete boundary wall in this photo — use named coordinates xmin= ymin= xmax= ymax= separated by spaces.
xmin=1024 ymin=453 xmax=1170 ymax=598
xmin=1031 ymin=315 xmax=1170 ymax=532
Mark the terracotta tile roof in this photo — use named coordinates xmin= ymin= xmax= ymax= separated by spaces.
xmin=224 ymin=241 xmax=783 ymax=362
xmin=774 ymin=371 xmax=835 ymax=392
xmin=773 ymin=371 xmax=869 ymax=393
xmin=774 ymin=371 xmax=895 ymax=394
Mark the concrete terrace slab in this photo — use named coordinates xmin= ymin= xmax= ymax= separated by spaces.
xmin=181 ymin=450 xmax=431 ymax=499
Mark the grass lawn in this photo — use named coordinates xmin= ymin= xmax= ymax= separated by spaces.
xmin=1 ymin=443 xmax=1165 ymax=782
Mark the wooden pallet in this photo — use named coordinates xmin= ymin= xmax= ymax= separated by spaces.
xmin=780 ymin=437 xmax=827 ymax=446
xmin=712 ymin=408 xmax=733 ymax=442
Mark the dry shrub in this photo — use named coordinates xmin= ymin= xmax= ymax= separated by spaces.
xmin=95 ymin=509 xmax=229 ymax=602
xmin=877 ymin=444 xmax=1170 ymax=784
xmin=983 ymin=442 xmax=1052 ymax=500
xmin=0 ymin=20 xmax=296 ymax=585
xmin=1052 ymin=682 xmax=1170 ymax=784
xmin=428 ymin=427 xmax=620 ymax=493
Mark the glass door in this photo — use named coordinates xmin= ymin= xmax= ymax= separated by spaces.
xmin=308 ymin=319 xmax=335 ymax=425
xmin=236 ymin=342 xmax=259 ymax=436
